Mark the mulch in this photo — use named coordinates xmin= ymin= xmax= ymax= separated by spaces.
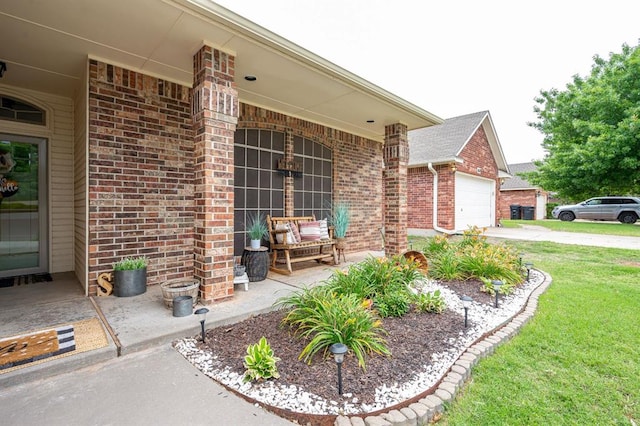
xmin=195 ymin=279 xmax=493 ymax=424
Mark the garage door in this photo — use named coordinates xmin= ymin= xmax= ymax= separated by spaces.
xmin=455 ymin=173 xmax=495 ymax=230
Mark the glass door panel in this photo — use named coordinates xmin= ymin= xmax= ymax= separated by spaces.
xmin=0 ymin=135 xmax=46 ymax=277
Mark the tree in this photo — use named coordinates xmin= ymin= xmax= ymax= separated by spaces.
xmin=525 ymin=42 xmax=640 ymax=202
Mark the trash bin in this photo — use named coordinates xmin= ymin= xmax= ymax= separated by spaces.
xmin=522 ymin=206 xmax=535 ymax=220
xmin=509 ymin=205 xmax=522 ymax=220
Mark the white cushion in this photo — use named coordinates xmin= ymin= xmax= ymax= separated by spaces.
xmin=275 ymin=223 xmax=297 ymax=244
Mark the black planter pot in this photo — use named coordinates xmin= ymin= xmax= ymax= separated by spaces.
xmin=114 ymin=268 xmax=147 ymax=297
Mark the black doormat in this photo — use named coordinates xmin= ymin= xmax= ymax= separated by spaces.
xmin=0 ymin=273 xmax=53 ymax=288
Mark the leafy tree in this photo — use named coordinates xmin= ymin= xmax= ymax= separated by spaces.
xmin=526 ymin=42 xmax=640 ymax=201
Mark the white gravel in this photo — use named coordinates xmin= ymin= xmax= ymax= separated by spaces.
xmin=174 ymin=270 xmax=545 ymax=415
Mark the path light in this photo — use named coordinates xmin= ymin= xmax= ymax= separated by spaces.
xmin=461 ymin=295 xmax=473 ymax=328
xmin=492 ymin=280 xmax=503 ymax=308
xmin=194 ymin=307 xmax=209 ymax=343
xmin=329 ymin=343 xmax=348 ymax=395
xmin=525 ymin=262 xmax=534 ymax=281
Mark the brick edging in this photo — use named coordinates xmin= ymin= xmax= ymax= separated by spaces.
xmin=335 ymin=269 xmax=553 ymax=426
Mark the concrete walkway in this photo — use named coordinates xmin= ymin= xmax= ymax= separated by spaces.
xmin=482 ymin=224 xmax=640 ymax=250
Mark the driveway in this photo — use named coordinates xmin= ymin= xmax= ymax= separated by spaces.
xmin=483 ymin=224 xmax=639 ymax=250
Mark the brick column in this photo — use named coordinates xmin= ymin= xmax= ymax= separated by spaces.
xmin=383 ymin=123 xmax=409 ymax=255
xmin=192 ymin=46 xmax=238 ymax=302
xmin=284 ymin=131 xmax=295 ymax=216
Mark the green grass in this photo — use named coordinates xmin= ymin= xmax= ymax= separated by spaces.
xmin=502 ymin=219 xmax=640 ymax=237
xmin=437 ymin=241 xmax=640 ymax=425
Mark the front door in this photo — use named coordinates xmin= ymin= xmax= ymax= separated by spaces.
xmin=0 ymin=134 xmax=47 ymax=278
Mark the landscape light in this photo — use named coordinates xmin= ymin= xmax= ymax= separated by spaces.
xmin=461 ymin=295 xmax=473 ymax=328
xmin=194 ymin=307 xmax=209 ymax=343
xmin=492 ymin=280 xmax=503 ymax=308
xmin=329 ymin=343 xmax=348 ymax=395
xmin=525 ymin=262 xmax=534 ymax=281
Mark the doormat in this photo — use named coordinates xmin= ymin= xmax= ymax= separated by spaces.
xmin=0 ymin=273 xmax=53 ymax=288
xmin=0 ymin=318 xmax=109 ymax=373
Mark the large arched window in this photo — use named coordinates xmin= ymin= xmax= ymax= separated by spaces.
xmin=234 ymin=129 xmax=286 ymax=255
xmin=293 ymin=136 xmax=332 ymax=219
xmin=0 ymin=95 xmax=46 ymax=125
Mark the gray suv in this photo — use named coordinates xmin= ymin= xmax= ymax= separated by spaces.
xmin=552 ymin=196 xmax=640 ymax=224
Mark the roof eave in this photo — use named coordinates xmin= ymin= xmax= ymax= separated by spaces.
xmin=183 ymin=0 xmax=443 ymax=127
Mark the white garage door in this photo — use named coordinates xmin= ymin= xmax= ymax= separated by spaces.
xmin=455 ymin=173 xmax=495 ymax=230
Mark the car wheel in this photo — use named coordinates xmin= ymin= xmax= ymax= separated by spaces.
xmin=559 ymin=211 xmax=575 ymax=222
xmin=618 ymin=212 xmax=638 ymax=224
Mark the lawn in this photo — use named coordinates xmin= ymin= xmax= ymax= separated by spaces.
xmin=502 ymin=219 xmax=640 ymax=237
xmin=409 ymin=235 xmax=640 ymax=425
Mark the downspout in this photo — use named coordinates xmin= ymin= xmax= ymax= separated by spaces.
xmin=428 ymin=162 xmax=457 ymax=234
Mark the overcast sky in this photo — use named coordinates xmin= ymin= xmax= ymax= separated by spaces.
xmin=214 ymin=0 xmax=640 ymax=164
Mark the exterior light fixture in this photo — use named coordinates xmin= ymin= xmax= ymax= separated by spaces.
xmin=244 ymin=75 xmax=257 ymax=81
xmin=461 ymin=295 xmax=472 ymax=328
xmin=329 ymin=343 xmax=348 ymax=395
xmin=451 ymin=163 xmax=457 ymax=172
xmin=525 ymin=262 xmax=534 ymax=281
xmin=492 ymin=280 xmax=503 ymax=308
xmin=194 ymin=307 xmax=209 ymax=343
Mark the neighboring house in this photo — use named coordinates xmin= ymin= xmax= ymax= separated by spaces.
xmin=0 ymin=1 xmax=442 ymax=303
xmin=499 ymin=162 xmax=549 ymax=220
xmin=407 ymin=111 xmax=511 ymax=233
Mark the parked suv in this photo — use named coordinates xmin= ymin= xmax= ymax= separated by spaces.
xmin=552 ymin=196 xmax=640 ymax=224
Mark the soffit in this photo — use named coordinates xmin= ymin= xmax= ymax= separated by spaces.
xmin=0 ymin=0 xmax=441 ymax=142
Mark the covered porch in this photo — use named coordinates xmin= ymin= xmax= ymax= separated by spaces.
xmin=0 ymin=0 xmax=441 ymax=304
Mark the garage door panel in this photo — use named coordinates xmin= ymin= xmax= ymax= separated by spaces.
xmin=455 ymin=174 xmax=495 ymax=229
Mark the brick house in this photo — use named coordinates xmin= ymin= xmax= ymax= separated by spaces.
xmin=0 ymin=1 xmax=441 ymax=302
xmin=407 ymin=111 xmax=511 ymax=233
xmin=499 ymin=162 xmax=549 ymax=220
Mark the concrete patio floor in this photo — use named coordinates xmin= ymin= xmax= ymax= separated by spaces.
xmin=0 ymin=251 xmax=382 ymax=388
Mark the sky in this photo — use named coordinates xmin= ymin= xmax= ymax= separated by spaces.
xmin=214 ymin=0 xmax=640 ymax=164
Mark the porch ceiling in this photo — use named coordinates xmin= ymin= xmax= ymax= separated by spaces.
xmin=0 ymin=0 xmax=442 ymax=142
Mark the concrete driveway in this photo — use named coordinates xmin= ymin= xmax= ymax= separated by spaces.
xmin=481 ymin=224 xmax=639 ymax=250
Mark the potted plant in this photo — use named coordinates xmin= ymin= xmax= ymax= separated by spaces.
xmin=113 ymin=256 xmax=148 ymax=297
xmin=331 ymin=202 xmax=350 ymax=250
xmin=246 ymin=212 xmax=268 ymax=249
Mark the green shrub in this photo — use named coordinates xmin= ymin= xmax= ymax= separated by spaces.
xmin=422 ymin=234 xmax=451 ymax=256
xmin=415 ymin=289 xmax=446 ymax=314
xmin=325 ymin=255 xmax=422 ymax=300
xmin=375 ymin=291 xmax=410 ymax=318
xmin=276 ymin=287 xmax=390 ymax=370
xmin=423 ymin=227 xmax=523 ymax=286
xmin=243 ymin=337 xmax=281 ymax=382
xmin=428 ymin=251 xmax=464 ymax=281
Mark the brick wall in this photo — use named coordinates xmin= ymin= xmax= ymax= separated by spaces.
xmin=435 ymin=165 xmax=456 ymax=229
xmin=408 ymin=167 xmax=433 ymax=228
xmin=407 ymin=124 xmax=502 ymax=230
xmin=87 ymin=60 xmax=385 ymax=296
xmin=499 ymin=190 xmax=537 ymax=220
xmin=238 ymin=104 xmax=384 ymax=252
xmin=88 ymin=60 xmax=194 ymax=295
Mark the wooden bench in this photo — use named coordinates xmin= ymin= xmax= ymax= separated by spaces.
xmin=266 ymin=215 xmax=338 ymax=275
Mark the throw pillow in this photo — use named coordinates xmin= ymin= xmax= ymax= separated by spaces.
xmin=298 ymin=221 xmax=322 ymax=241
xmin=289 ymin=222 xmax=301 ymax=243
xmin=318 ymin=219 xmax=330 ymax=240
xmin=275 ymin=223 xmax=297 ymax=244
